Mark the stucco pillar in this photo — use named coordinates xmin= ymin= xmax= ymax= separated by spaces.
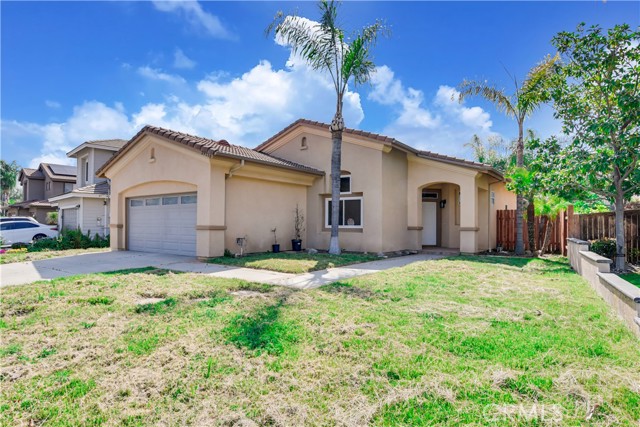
xmin=196 ymin=161 xmax=227 ymax=258
xmin=459 ymin=177 xmax=478 ymax=254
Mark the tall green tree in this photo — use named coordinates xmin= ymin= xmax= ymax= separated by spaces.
xmin=531 ymin=24 xmax=640 ymax=270
xmin=0 ymin=160 xmax=20 ymax=205
xmin=268 ymin=0 xmax=386 ymax=254
xmin=466 ymin=131 xmax=539 ymax=252
xmin=457 ymin=55 xmax=559 ymax=255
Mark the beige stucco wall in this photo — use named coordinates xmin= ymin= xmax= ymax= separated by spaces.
xmin=381 ymin=148 xmax=410 ymax=252
xmin=266 ymin=130 xmax=390 ymax=253
xmin=104 ymin=134 xmax=316 ymax=258
xmin=225 ymin=176 xmax=307 ymax=253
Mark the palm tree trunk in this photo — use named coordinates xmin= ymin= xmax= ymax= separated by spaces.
xmin=328 ymin=110 xmax=344 ymax=255
xmin=527 ymin=194 xmax=535 ymax=251
xmin=540 ymin=216 xmax=552 ymax=256
xmin=514 ymin=119 xmax=525 ymax=255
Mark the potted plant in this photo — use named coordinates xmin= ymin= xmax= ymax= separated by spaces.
xmin=271 ymin=227 xmax=280 ymax=253
xmin=292 ymin=205 xmax=304 ymax=251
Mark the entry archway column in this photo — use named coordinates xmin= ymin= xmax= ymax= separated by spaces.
xmin=459 ymin=176 xmax=478 ymax=253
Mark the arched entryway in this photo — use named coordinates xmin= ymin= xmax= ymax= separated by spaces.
xmin=420 ymin=183 xmax=461 ymax=249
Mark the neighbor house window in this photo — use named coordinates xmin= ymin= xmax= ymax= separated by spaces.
xmin=325 ymin=197 xmax=363 ymax=228
xmin=64 ymin=183 xmax=73 ymax=192
xmin=301 ymin=136 xmax=307 ymax=150
xmin=46 ymin=182 xmax=51 ymax=191
xmin=340 ymin=175 xmax=351 ymax=193
xmin=84 ymin=160 xmax=89 ymax=183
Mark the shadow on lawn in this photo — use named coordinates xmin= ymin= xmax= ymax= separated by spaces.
xmin=224 ymin=290 xmax=299 ymax=356
xmin=98 ymin=267 xmax=186 ymax=276
xmin=321 ymin=281 xmax=386 ymax=300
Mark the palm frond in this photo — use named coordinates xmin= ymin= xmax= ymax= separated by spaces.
xmin=518 ymin=53 xmax=562 ymax=116
xmin=457 ymin=80 xmax=516 ymax=117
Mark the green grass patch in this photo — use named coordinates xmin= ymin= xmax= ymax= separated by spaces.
xmin=84 ymin=296 xmax=115 ymax=305
xmin=134 ymin=297 xmax=177 ymax=315
xmin=208 ymin=251 xmax=378 ymax=273
xmin=224 ymin=298 xmax=299 ymax=356
xmin=1 ymin=255 xmax=639 ymax=426
xmin=620 ymin=273 xmax=640 ymax=288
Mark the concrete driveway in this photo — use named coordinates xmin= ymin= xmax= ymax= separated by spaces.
xmin=1 ymin=251 xmax=191 ymax=287
xmin=0 ymin=250 xmax=445 ymax=288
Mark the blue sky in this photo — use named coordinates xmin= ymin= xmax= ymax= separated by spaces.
xmin=2 ymin=1 xmax=638 ymax=168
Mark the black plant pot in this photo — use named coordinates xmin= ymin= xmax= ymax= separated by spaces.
xmin=272 ymin=244 xmax=280 ymax=253
xmin=292 ymin=239 xmax=302 ymax=251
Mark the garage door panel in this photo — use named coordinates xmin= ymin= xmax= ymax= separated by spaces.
xmin=128 ymin=194 xmax=197 ymax=256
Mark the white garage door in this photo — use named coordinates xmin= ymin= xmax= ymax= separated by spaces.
xmin=128 ymin=194 xmax=197 ymax=256
xmin=61 ymin=208 xmax=78 ymax=231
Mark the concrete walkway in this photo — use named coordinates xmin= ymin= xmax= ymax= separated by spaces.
xmin=0 ymin=250 xmax=445 ymax=289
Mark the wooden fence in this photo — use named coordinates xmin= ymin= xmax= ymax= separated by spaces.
xmin=496 ymin=207 xmax=640 ymax=263
xmin=496 ymin=210 xmax=567 ymax=255
xmin=567 ymin=207 xmax=639 ymax=264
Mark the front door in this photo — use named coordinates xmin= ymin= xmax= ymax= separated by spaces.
xmin=422 ymin=201 xmax=438 ymax=245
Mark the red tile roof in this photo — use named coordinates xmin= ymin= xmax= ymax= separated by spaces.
xmin=97 ymin=126 xmax=324 ymax=177
xmin=255 ymin=118 xmax=503 ymax=178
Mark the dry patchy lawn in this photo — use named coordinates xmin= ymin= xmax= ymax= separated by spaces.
xmin=1 ymin=257 xmax=639 ymax=426
xmin=0 ymin=248 xmax=110 ymax=265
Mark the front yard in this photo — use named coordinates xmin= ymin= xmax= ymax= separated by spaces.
xmin=1 ymin=256 xmax=639 ymax=426
xmin=0 ymin=247 xmax=110 ymax=265
xmin=208 ymin=251 xmax=378 ymax=273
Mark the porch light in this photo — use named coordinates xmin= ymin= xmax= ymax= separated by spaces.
xmin=440 ymin=199 xmax=447 ymax=209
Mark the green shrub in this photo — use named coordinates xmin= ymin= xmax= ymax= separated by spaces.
xmin=46 ymin=211 xmax=58 ymax=225
xmin=11 ymin=242 xmax=29 ymax=250
xmin=590 ymin=238 xmax=616 ymax=260
xmin=28 ymin=229 xmax=110 ymax=252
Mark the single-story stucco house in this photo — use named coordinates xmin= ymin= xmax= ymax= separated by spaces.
xmin=49 ymin=139 xmax=127 ymax=236
xmin=96 ymin=119 xmax=516 ymax=258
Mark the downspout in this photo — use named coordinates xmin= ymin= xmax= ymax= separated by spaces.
xmin=226 ymin=160 xmax=245 ymax=179
xmin=105 ymin=178 xmax=111 ymax=237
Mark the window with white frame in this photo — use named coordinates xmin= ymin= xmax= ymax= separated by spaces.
xmin=325 ymin=197 xmax=363 ymax=228
xmin=340 ymin=175 xmax=351 ymax=193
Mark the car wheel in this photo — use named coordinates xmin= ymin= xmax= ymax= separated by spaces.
xmin=33 ymin=234 xmax=47 ymax=241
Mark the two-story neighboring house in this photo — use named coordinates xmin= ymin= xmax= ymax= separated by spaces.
xmin=49 ymin=139 xmax=127 ymax=236
xmin=8 ymin=164 xmax=76 ymax=223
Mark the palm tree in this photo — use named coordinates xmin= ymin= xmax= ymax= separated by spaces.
xmin=267 ymin=0 xmax=386 ymax=254
xmin=457 ymin=55 xmax=558 ymax=255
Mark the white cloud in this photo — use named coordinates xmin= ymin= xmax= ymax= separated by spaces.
xmin=173 ymin=48 xmax=196 ymax=69
xmin=435 ymin=85 xmax=492 ymax=130
xmin=137 ymin=66 xmax=186 ymax=84
xmin=369 ymin=67 xmax=495 ymax=157
xmin=2 ymin=102 xmax=136 ymax=168
xmin=152 ymin=1 xmax=232 ymax=39
xmin=45 ymin=100 xmax=61 ymax=109
xmin=4 ymin=28 xmax=366 ymax=168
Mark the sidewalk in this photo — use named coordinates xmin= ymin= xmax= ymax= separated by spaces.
xmin=1 ymin=251 xmax=446 ymax=288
